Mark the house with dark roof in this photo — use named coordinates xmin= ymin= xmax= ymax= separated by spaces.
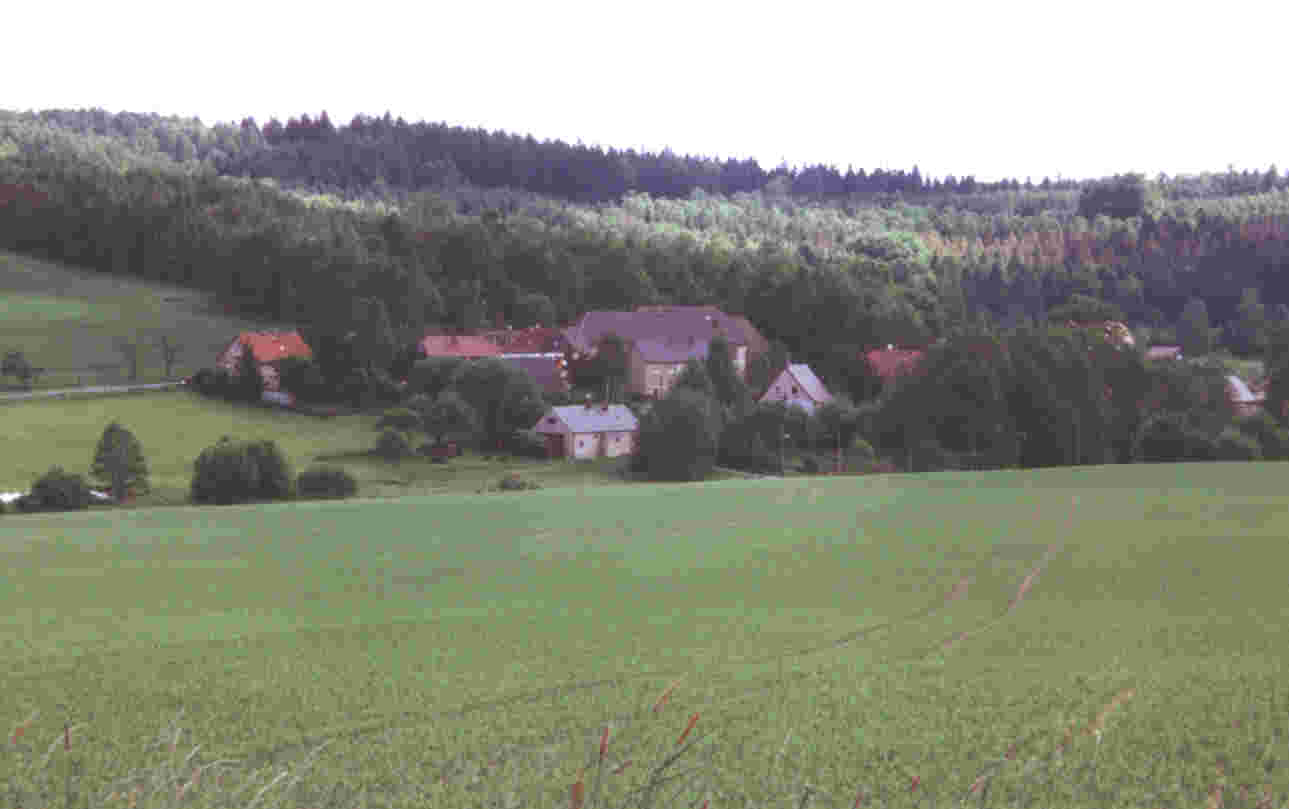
xmin=532 ymin=403 xmax=640 ymax=460
xmin=499 ymin=353 xmax=570 ymax=395
xmin=628 ymin=336 xmax=711 ymax=397
xmin=216 ymin=332 xmax=313 ymax=395
xmin=563 ymin=306 xmax=767 ymax=382
xmin=759 ymin=363 xmax=834 ymax=414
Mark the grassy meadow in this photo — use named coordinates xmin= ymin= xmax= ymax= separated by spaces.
xmin=0 ymin=390 xmax=669 ymax=504
xmin=3 ymin=463 xmax=1288 ymax=808
xmin=0 ymin=250 xmax=290 ymax=389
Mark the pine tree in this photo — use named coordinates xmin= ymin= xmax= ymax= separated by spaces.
xmin=90 ymin=422 xmax=150 ymax=502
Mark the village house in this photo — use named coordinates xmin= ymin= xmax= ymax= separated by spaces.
xmin=1145 ymin=345 xmax=1183 ymax=361
xmin=864 ymin=345 xmax=925 ymax=381
xmin=563 ymin=305 xmax=768 ymax=381
xmin=532 ymin=402 xmax=639 ymax=460
xmin=418 ymin=334 xmax=504 ymax=359
xmin=627 ymin=336 xmax=711 ymax=397
xmin=477 ymin=324 xmax=567 ymax=353
xmin=216 ymin=331 xmax=313 ymax=404
xmin=1066 ymin=320 xmax=1136 ymax=348
xmin=1226 ymin=375 xmax=1265 ymax=418
xmin=759 ymin=363 xmax=834 ymax=414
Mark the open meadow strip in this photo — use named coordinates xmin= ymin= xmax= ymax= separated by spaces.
xmin=5 ymin=467 xmax=1289 ymax=807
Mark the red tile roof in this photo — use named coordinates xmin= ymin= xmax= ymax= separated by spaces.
xmin=865 ymin=348 xmax=924 ymax=379
xmin=232 ymin=332 xmax=312 ymax=364
xmin=419 ymin=335 xmax=504 ymax=358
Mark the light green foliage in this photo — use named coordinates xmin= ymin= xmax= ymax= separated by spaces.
xmin=2 ymin=465 xmax=1288 ymax=807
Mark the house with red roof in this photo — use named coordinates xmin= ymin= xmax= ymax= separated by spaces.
xmin=759 ymin=364 xmax=834 ymax=414
xmin=864 ymin=346 xmax=925 ymax=381
xmin=418 ymin=334 xmax=504 ymax=359
xmin=532 ymin=402 xmax=640 ymax=460
xmin=477 ymin=325 xmax=568 ymax=354
xmin=1145 ymin=345 xmax=1183 ymax=361
xmin=216 ymin=332 xmax=313 ymax=396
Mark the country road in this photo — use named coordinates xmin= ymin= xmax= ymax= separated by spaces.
xmin=0 ymin=381 xmax=184 ymax=403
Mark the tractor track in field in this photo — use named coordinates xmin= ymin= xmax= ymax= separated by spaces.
xmin=208 ymin=540 xmax=1061 ymax=795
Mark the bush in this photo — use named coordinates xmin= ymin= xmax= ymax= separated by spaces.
xmin=191 ymin=438 xmax=294 ymax=505
xmin=849 ymin=435 xmax=876 ymax=459
xmin=497 ymin=472 xmax=541 ymax=491
xmin=801 ymin=456 xmax=820 ymax=474
xmin=1216 ymin=427 xmax=1262 ymax=461
xmin=376 ymin=407 xmax=422 ymax=432
xmin=367 ymin=369 xmax=405 ymax=405
xmin=1133 ymin=412 xmax=1219 ymax=462
xmin=1237 ymin=410 xmax=1289 ymax=460
xmin=504 ymin=430 xmax=549 ymax=459
xmin=633 ymin=388 xmax=720 ymax=482
xmin=25 ymin=466 xmax=93 ymax=512
xmin=191 ymin=368 xmax=216 ymax=394
xmin=296 ymin=464 xmax=358 ymax=499
xmin=374 ymin=429 xmax=414 ymax=461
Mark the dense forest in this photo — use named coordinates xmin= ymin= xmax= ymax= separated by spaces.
xmin=4 ymin=107 xmax=1289 ymax=459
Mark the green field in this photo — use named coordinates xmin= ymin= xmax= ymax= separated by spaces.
xmin=0 ymin=250 xmax=291 ymax=389
xmin=3 ymin=464 xmax=1287 ymax=808
xmin=0 ymin=391 xmax=670 ymax=504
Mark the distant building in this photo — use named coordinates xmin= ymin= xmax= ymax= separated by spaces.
xmin=532 ymin=403 xmax=639 ymax=460
xmin=1145 ymin=345 xmax=1183 ymax=361
xmin=216 ymin=331 xmax=312 ymax=394
xmin=759 ymin=363 xmax=834 ymax=414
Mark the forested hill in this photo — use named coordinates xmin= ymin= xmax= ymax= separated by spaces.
xmin=4 ymin=106 xmax=1289 ymax=404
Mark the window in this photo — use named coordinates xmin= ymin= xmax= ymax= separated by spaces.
xmin=791 ymin=386 xmax=799 ymax=395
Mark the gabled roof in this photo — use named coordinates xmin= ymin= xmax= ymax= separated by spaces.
xmin=564 ymin=307 xmax=762 ymax=354
xmin=631 ymin=337 xmax=710 ymax=364
xmin=500 ymin=354 xmax=570 ymax=394
xmin=777 ymin=363 xmax=834 ymax=405
xmin=865 ymin=348 xmax=924 ymax=379
xmin=533 ymin=404 xmax=639 ymax=434
xmin=1145 ymin=345 xmax=1183 ymax=360
xmin=233 ymin=332 xmax=313 ymax=364
xmin=1226 ymin=375 xmax=1266 ymax=404
xmin=477 ymin=326 xmax=568 ymax=353
xmin=419 ymin=335 xmax=504 ymax=358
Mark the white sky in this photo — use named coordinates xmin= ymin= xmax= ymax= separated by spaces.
xmin=7 ymin=0 xmax=1287 ymax=184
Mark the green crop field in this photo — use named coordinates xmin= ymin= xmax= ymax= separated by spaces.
xmin=2 ymin=464 xmax=1287 ymax=808
xmin=0 ymin=391 xmax=661 ymax=505
xmin=0 ymin=250 xmax=292 ymax=390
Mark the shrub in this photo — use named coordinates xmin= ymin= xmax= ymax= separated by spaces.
xmin=633 ymin=388 xmax=720 ymax=482
xmin=367 ymin=369 xmax=405 ymax=405
xmin=1133 ymin=412 xmax=1219 ymax=462
xmin=296 ymin=464 xmax=358 ymax=499
xmin=505 ymin=429 xmax=549 ymax=459
xmin=25 ymin=466 xmax=93 ymax=512
xmin=801 ymin=456 xmax=820 ymax=474
xmin=277 ymin=356 xmax=327 ymax=403
xmin=1237 ymin=410 xmax=1289 ymax=460
xmin=190 ymin=368 xmax=216 ymax=394
xmin=374 ymin=429 xmax=414 ymax=461
xmin=849 ymin=435 xmax=876 ymax=459
xmin=191 ymin=438 xmax=293 ymax=505
xmin=497 ymin=472 xmax=541 ymax=491
xmin=376 ymin=407 xmax=422 ymax=432
xmin=244 ymin=440 xmax=293 ymax=499
xmin=1216 ymin=427 xmax=1262 ymax=461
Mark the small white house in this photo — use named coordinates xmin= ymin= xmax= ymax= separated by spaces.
xmin=759 ymin=363 xmax=834 ymax=414
xmin=533 ymin=403 xmax=640 ymax=460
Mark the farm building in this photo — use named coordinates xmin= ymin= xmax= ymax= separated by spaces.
xmin=563 ymin=305 xmax=767 ymax=381
xmin=1226 ymin=375 xmax=1265 ymax=418
xmin=627 ymin=337 xmax=711 ymax=398
xmin=532 ymin=402 xmax=639 ymax=460
xmin=418 ymin=334 xmax=504 ymax=359
xmin=216 ymin=332 xmax=312 ymax=395
xmin=1145 ymin=345 xmax=1183 ymax=361
xmin=759 ymin=363 xmax=834 ymax=414
xmin=864 ymin=346 xmax=924 ymax=381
